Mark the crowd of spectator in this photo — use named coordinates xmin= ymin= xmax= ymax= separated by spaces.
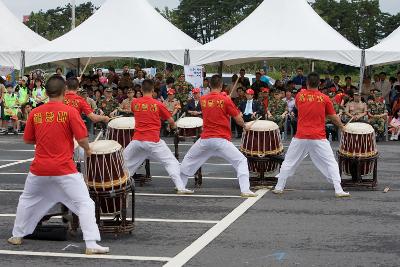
xmin=0 ymin=65 xmax=399 ymax=141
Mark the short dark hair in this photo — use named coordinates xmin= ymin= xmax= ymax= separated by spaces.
xmin=210 ymin=75 xmax=223 ymax=89
xmin=56 ymin=67 xmax=63 ymax=73
xmin=334 ymin=75 xmax=340 ymax=79
xmin=240 ymin=69 xmax=245 ymax=72
xmin=108 ymin=67 xmax=115 ymax=72
xmin=297 ymin=67 xmax=304 ymax=71
xmin=142 ymin=79 xmax=154 ymax=93
xmin=166 ymin=77 xmax=175 ymax=85
xmin=66 ymin=77 xmax=79 ymax=90
xmin=307 ymin=72 xmax=320 ymax=88
xmin=46 ymin=75 xmax=66 ymax=98
xmin=255 ymin=72 xmax=262 ymax=76
xmin=345 ymin=76 xmax=351 ymax=81
xmin=379 ymin=72 xmax=387 ymax=76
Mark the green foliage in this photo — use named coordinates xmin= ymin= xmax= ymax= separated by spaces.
xmin=25 ymin=2 xmax=96 ymax=40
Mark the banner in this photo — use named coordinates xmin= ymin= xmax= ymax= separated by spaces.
xmin=184 ymin=65 xmax=203 ymax=88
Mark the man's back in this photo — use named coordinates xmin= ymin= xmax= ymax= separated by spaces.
xmin=64 ymin=92 xmax=93 ymax=116
xmin=295 ymin=90 xmax=335 ymax=140
xmin=131 ymin=96 xmax=171 ymax=142
xmin=24 ymin=102 xmax=87 ymax=176
xmin=200 ymin=92 xmax=239 ymax=141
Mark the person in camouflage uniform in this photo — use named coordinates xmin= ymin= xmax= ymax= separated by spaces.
xmin=326 ymin=92 xmax=343 ymax=140
xmin=267 ymin=90 xmax=288 ymax=129
xmin=99 ymin=88 xmax=119 ymax=117
xmin=173 ymin=73 xmax=193 ymax=107
xmin=368 ymin=91 xmax=387 ymax=136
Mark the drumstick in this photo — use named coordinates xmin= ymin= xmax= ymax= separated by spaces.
xmin=245 ymin=116 xmax=262 ymax=132
xmin=79 ymin=57 xmax=92 ymax=81
xmin=345 ymin=117 xmax=354 ymax=127
xmin=109 ymin=115 xmax=123 ymax=121
xmin=229 ymin=76 xmax=240 ymax=98
xmin=93 ymin=130 xmax=103 ymax=143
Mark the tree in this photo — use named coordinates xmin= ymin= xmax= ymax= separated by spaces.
xmin=25 ymin=2 xmax=96 ymax=41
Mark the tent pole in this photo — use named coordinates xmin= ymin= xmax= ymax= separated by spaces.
xmin=184 ymin=49 xmax=190 ymax=66
xmin=77 ymin=58 xmax=81 ymax=76
xmin=218 ymin=61 xmax=223 ymax=76
xmin=20 ymin=50 xmax=26 ymax=78
xmin=359 ymin=50 xmax=366 ymax=94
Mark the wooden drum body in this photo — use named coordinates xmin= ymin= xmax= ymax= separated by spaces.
xmin=106 ymin=117 xmax=135 ymax=148
xmin=240 ymin=120 xmax=284 ymax=173
xmin=85 ymin=140 xmax=129 ymax=214
xmin=339 ymin=123 xmax=378 ymax=176
xmin=176 ymin=117 xmax=203 ymax=139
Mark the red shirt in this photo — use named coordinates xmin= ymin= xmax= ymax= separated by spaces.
xmin=24 ymin=102 xmax=88 ymax=176
xmin=295 ymin=90 xmax=336 ymax=140
xmin=334 ymin=93 xmax=346 ymax=105
xmin=200 ymin=92 xmax=240 ymax=141
xmin=131 ymin=96 xmax=171 ymax=142
xmin=64 ymin=91 xmax=93 ymax=115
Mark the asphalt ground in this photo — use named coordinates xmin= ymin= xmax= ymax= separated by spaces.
xmin=0 ymin=135 xmax=399 ymax=267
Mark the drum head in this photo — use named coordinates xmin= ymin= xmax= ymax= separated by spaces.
xmin=90 ymin=140 xmax=122 ymax=154
xmin=344 ymin=122 xmax=374 ymax=134
xmin=246 ymin=120 xmax=279 ymax=131
xmin=108 ymin=117 xmax=135 ymax=130
xmin=177 ymin=117 xmax=203 ymax=128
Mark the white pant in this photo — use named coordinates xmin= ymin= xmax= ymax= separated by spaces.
xmin=180 ymin=138 xmax=251 ymax=193
xmin=275 ymin=138 xmax=344 ymax=192
xmin=123 ymin=140 xmax=185 ymax=190
xmin=12 ymin=173 xmax=100 ymax=241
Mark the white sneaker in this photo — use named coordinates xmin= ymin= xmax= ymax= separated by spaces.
xmin=335 ymin=191 xmax=351 ymax=198
xmin=7 ymin=237 xmax=22 ymax=245
xmin=272 ymin=189 xmax=284 ymax=195
xmin=240 ymin=191 xmax=258 ymax=198
xmin=390 ymin=135 xmax=396 ymax=141
xmin=85 ymin=246 xmax=110 ymax=255
xmin=177 ymin=189 xmax=194 ymax=195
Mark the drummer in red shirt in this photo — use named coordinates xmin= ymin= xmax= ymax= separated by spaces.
xmin=8 ymin=75 xmax=109 ymax=254
xmin=65 ymin=77 xmax=110 ymax=124
xmin=123 ymin=79 xmax=192 ymax=194
xmin=180 ymin=75 xmax=257 ymax=197
xmin=272 ymin=73 xmax=350 ymax=198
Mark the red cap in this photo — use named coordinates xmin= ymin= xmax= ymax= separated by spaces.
xmin=246 ymin=89 xmax=254 ymax=95
xmin=192 ymin=88 xmax=201 ymax=94
xmin=167 ymin=89 xmax=176 ymax=95
xmin=329 ymin=87 xmax=337 ymax=93
xmin=261 ymin=87 xmax=270 ymax=93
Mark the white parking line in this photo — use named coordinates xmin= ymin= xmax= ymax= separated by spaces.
xmin=163 ymin=189 xmax=268 ymax=267
xmin=0 ymin=159 xmax=33 ymax=170
xmin=0 ymin=173 xmax=237 ymax=180
xmin=0 ymin=214 xmax=218 ymax=224
xmin=0 ymin=189 xmax=242 ymax=198
xmin=152 ymin=175 xmax=236 ymax=180
xmin=0 ymin=250 xmax=171 ymax=262
xmin=151 ymin=162 xmax=233 ymax=166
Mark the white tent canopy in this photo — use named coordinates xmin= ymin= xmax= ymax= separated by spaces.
xmin=0 ymin=0 xmax=47 ymax=69
xmin=190 ymin=0 xmax=361 ymax=67
xmin=366 ymin=27 xmax=400 ymax=66
xmin=25 ymin=0 xmax=201 ymax=67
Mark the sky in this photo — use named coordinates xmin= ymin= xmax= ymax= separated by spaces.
xmin=2 ymin=0 xmax=400 ymax=21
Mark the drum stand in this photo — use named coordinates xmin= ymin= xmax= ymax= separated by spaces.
xmin=26 ymin=206 xmax=76 ymax=241
xmin=337 ymin=152 xmax=379 ymax=189
xmin=133 ymin=159 xmax=152 ymax=187
xmin=90 ymin=179 xmax=135 ymax=235
xmin=174 ymin=133 xmax=203 ymax=187
xmin=245 ymin=154 xmax=285 ymax=188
